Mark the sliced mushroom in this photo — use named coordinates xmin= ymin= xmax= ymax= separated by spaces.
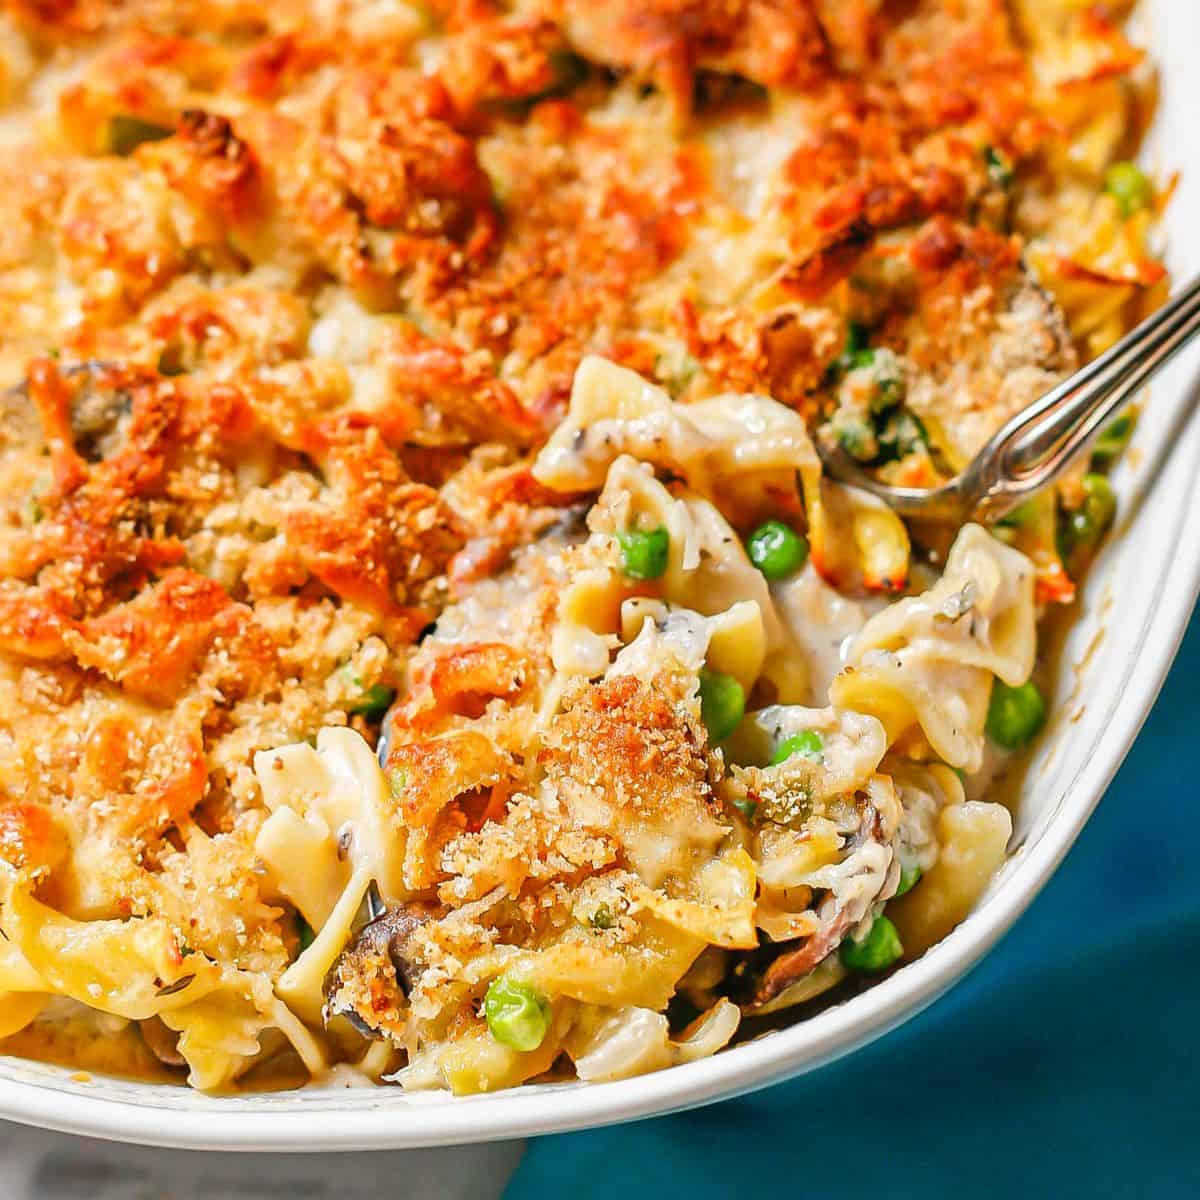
xmin=746 ymin=801 xmax=892 ymax=1008
xmin=68 ymin=379 xmax=135 ymax=463
xmin=4 ymin=359 xmax=137 ymax=464
xmin=322 ymin=901 xmax=438 ymax=1038
xmin=139 ymin=1017 xmax=187 ymax=1069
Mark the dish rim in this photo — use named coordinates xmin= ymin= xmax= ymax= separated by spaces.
xmin=0 ymin=372 xmax=1194 ymax=1152
xmin=0 ymin=0 xmax=1196 ymax=1152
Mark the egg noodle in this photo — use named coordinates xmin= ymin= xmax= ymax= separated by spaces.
xmin=0 ymin=0 xmax=1166 ymax=1093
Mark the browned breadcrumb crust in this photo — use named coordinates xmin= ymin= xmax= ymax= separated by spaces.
xmin=0 ymin=0 xmax=1162 ymax=1077
xmin=374 ymin=626 xmax=728 ymax=1036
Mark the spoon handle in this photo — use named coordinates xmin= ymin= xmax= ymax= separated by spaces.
xmin=972 ymin=271 xmax=1200 ymax=519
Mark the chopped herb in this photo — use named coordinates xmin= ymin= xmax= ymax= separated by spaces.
xmin=853 ymin=347 xmax=906 ymax=413
xmin=107 ymin=114 xmax=173 ymax=156
xmin=350 ymin=682 xmax=395 ymax=719
xmin=983 ymin=144 xmax=1014 ymax=188
xmin=338 ymin=664 xmax=395 ymax=720
xmin=831 ymin=410 xmax=879 ymax=462
xmin=730 ymin=795 xmax=758 ymax=822
xmin=654 ymin=351 xmax=700 ymax=392
xmin=23 ymin=470 xmax=51 ymax=527
xmin=588 ymin=904 xmax=615 ymax=930
xmin=757 ymin=780 xmax=814 ymax=830
xmin=875 ymin=408 xmax=926 ymax=461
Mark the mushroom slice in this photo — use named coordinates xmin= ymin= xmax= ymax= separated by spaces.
xmin=322 ymin=902 xmax=438 ymax=1038
xmin=139 ymin=1016 xmax=187 ymax=1069
xmin=746 ymin=799 xmax=893 ymax=1009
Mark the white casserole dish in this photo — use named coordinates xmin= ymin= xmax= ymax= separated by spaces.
xmin=0 ymin=0 xmax=1196 ymax=1151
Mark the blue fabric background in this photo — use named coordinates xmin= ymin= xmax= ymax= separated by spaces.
xmin=505 ymin=610 xmax=1200 ymax=1200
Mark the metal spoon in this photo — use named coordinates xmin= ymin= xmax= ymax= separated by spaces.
xmin=816 ymin=271 xmax=1200 ymax=523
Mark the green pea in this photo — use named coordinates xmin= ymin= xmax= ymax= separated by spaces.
xmin=895 ymin=856 xmax=922 ymax=897
xmin=1079 ymin=473 xmax=1117 ymax=535
xmin=107 ymin=114 xmax=173 ymax=156
xmin=1105 ymin=161 xmax=1152 ymax=218
xmin=986 ymin=679 xmax=1046 ymax=750
xmin=698 ymin=668 xmax=744 ymax=743
xmin=1062 ymin=473 xmax=1117 ymax=557
xmin=297 ymin=918 xmax=316 ymax=954
xmin=746 ymin=520 xmax=809 ymax=581
xmin=1091 ymin=413 xmax=1134 ymax=469
xmin=983 ymin=144 xmax=1014 ymax=188
xmin=839 ymin=916 xmax=904 ymax=972
xmin=771 ymin=730 xmax=824 ymax=765
xmin=617 ymin=526 xmax=669 ymax=580
xmin=483 ymin=976 xmax=552 ymax=1052
xmin=1065 ymin=513 xmax=1095 ymax=549
xmin=997 ymin=497 xmax=1039 ymax=528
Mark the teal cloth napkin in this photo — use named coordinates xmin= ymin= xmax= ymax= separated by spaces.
xmin=504 ymin=611 xmax=1200 ymax=1200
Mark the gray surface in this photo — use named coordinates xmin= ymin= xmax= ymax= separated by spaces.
xmin=0 ymin=1121 xmax=524 ymax=1198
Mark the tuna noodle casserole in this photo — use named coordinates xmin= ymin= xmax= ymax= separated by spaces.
xmin=0 ymin=1 xmax=1167 ymax=1094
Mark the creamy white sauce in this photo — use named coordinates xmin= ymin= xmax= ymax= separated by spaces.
xmin=773 ymin=565 xmax=888 ymax=703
